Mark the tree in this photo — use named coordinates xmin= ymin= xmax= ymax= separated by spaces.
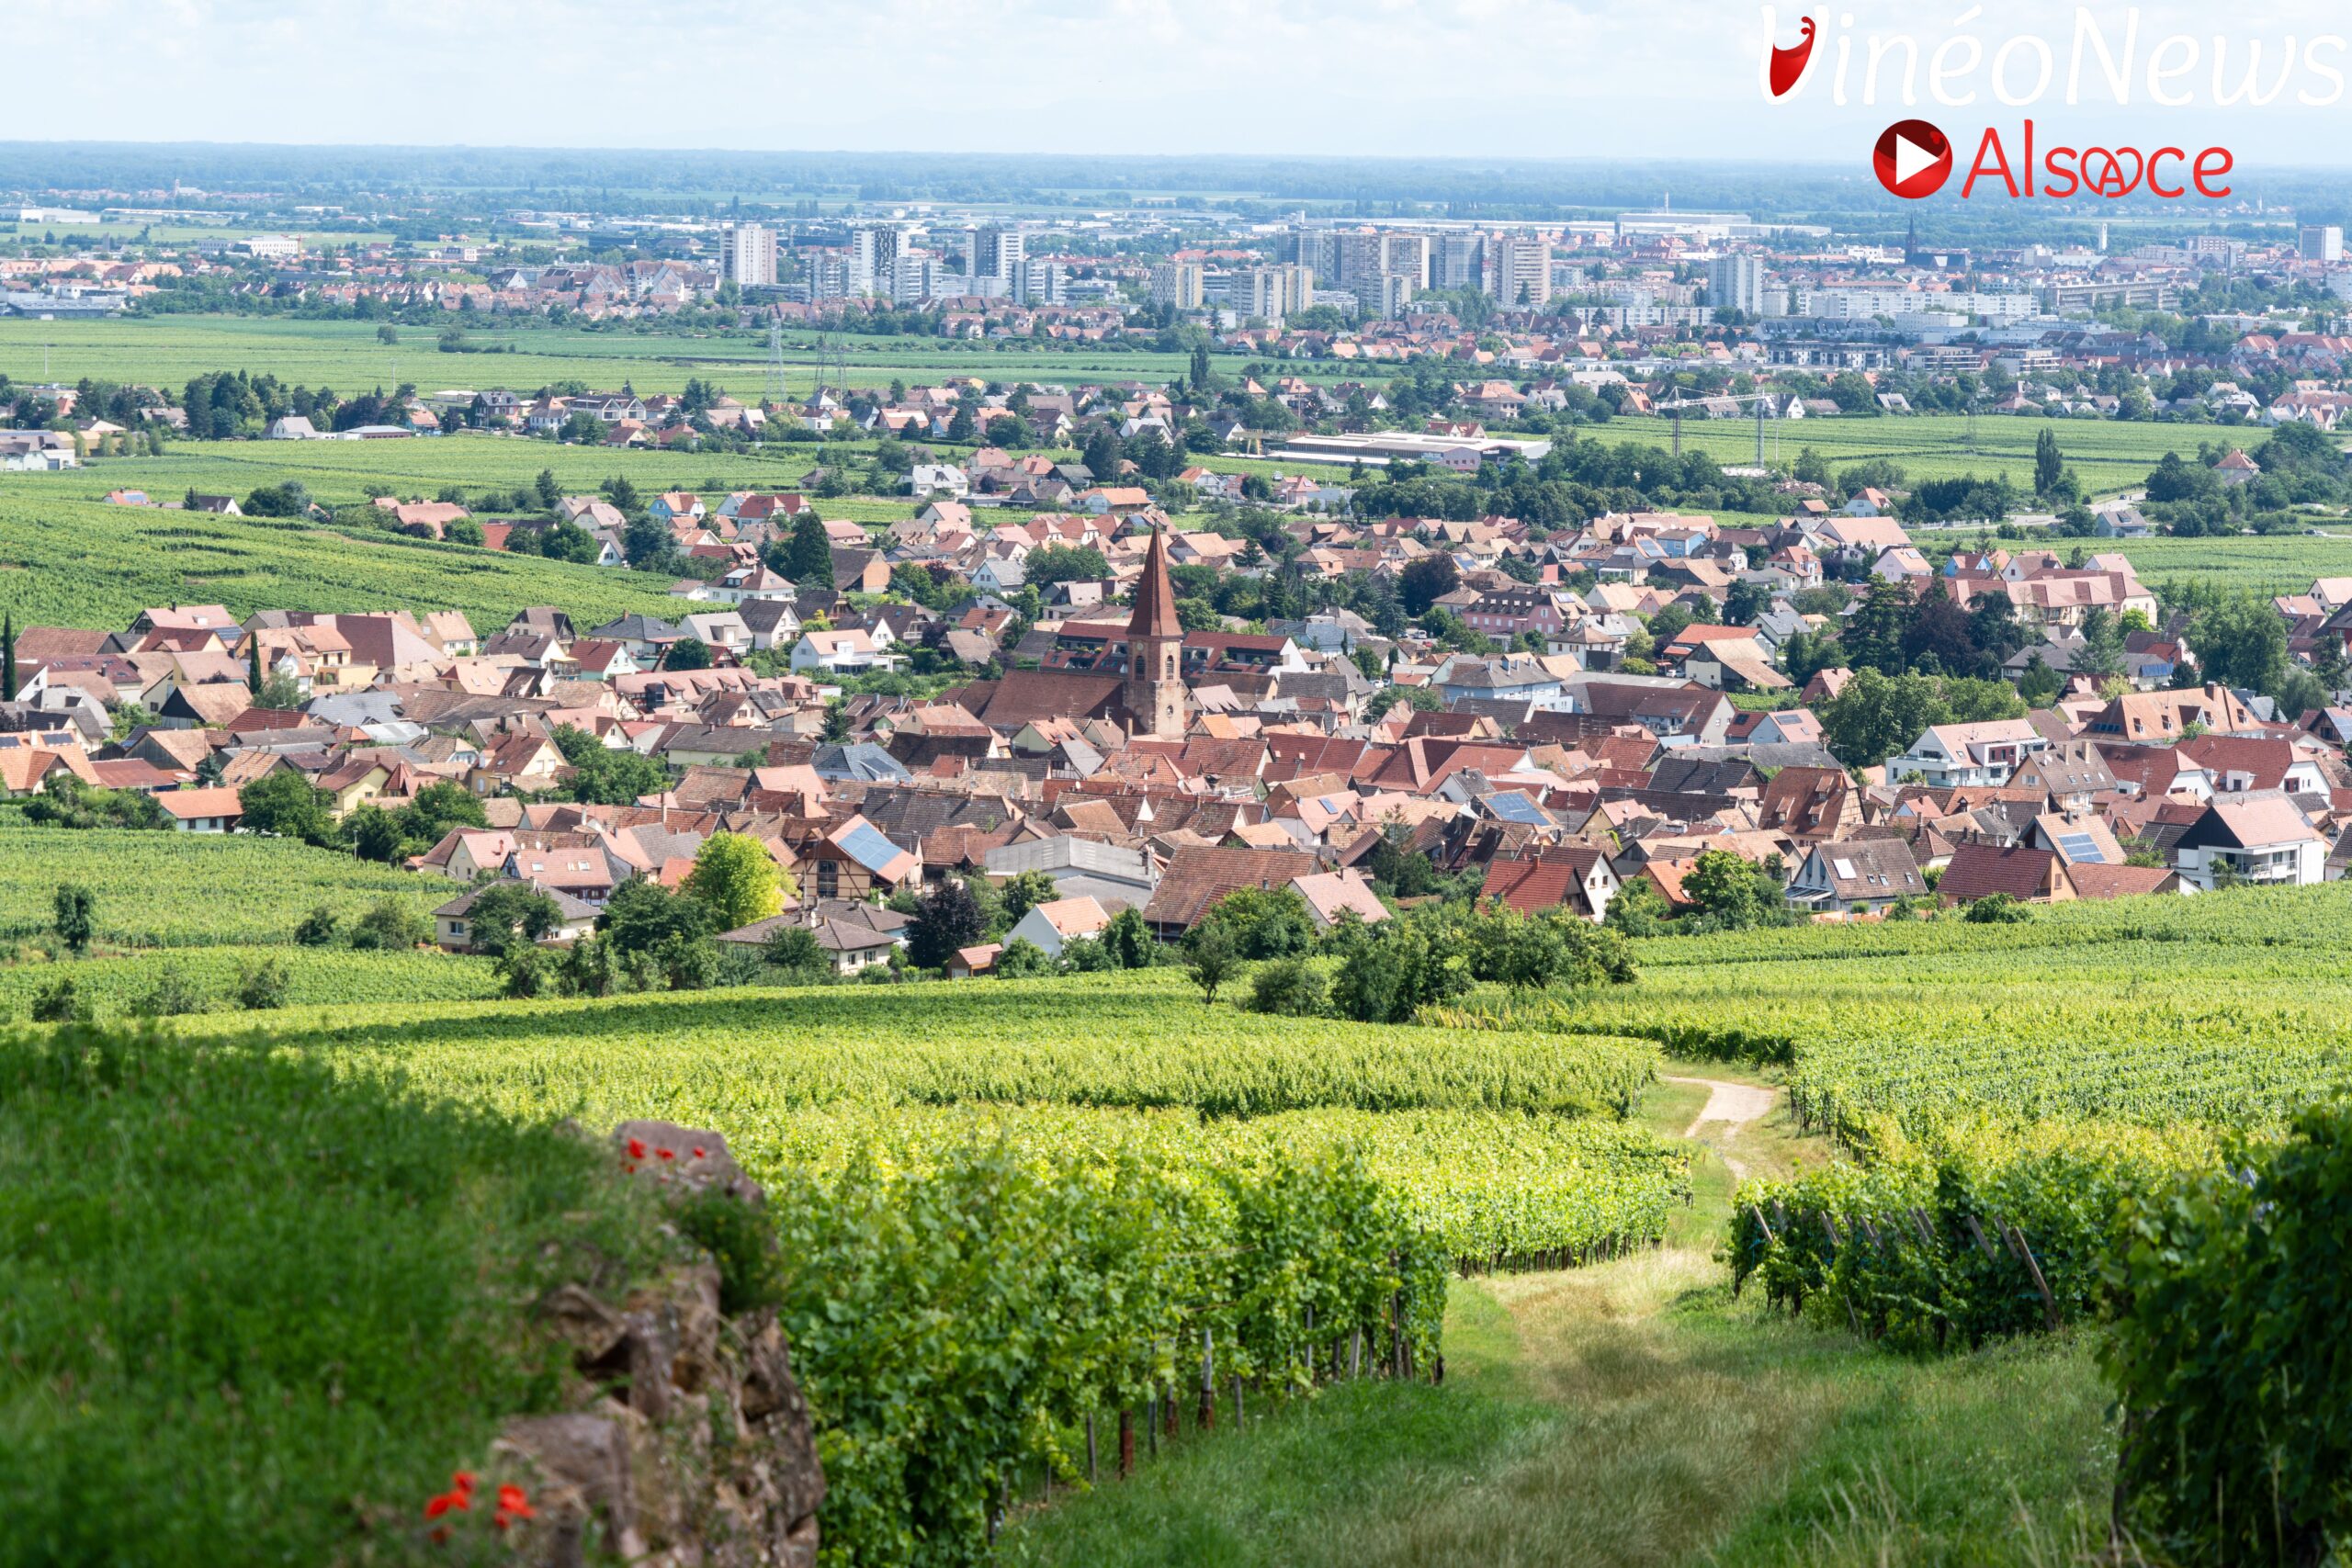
xmin=550 ymin=723 xmax=668 ymax=806
xmin=535 ymin=468 xmax=563 ymax=512
xmin=2 ymin=611 xmax=15 ymax=703
xmin=989 ymin=936 xmax=1051 ymax=978
xmin=2190 ymin=592 xmax=2289 ymax=696
xmin=996 ymin=871 xmax=1060 ymax=930
xmin=1840 ymin=578 xmax=1914 ymax=674
xmin=1397 ymin=554 xmax=1460 ymax=616
xmin=398 ymin=780 xmax=488 ymax=848
xmin=52 ymin=883 xmax=96 ymax=955
xmin=2033 ymin=427 xmax=2064 ymax=497
xmin=683 ymin=831 xmax=788 ymax=931
xmin=663 ymin=637 xmax=713 ymax=671
xmin=1182 ymin=920 xmax=1238 ymax=1005
xmin=1900 ymin=577 xmax=1976 ymax=675
xmin=762 ymin=923 xmax=831 ymax=983
xmin=1680 ymin=849 xmax=1781 ymax=931
xmin=1249 ymin=957 xmax=1329 ymax=1017
xmin=785 ymin=512 xmax=832 ymax=587
xmin=293 ymin=906 xmax=340 ymax=947
xmin=1963 ymin=891 xmax=2032 ymax=924
xmin=347 ymin=805 xmax=407 ymax=866
xmin=1819 ymin=667 xmax=1949 ymax=769
xmin=237 ymin=770 xmax=333 ymax=845
xmin=1602 ymin=875 xmax=1670 ymax=937
xmin=1189 ymin=344 xmax=1213 ymax=392
xmin=2075 ymin=606 xmax=2127 ymax=684
xmin=1100 ymin=908 xmax=1154 ymax=970
xmin=907 ymin=880 xmax=986 ymax=970
xmin=347 ymin=898 xmax=428 ymax=951
xmin=461 ymin=883 xmax=564 ymax=959
xmin=601 ymin=874 xmax=714 ymax=957
xmin=1023 ymin=544 xmax=1110 ymax=589
xmin=1194 ymin=886 xmax=1315 ymax=960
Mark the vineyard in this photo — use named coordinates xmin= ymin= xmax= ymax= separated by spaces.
xmin=0 ymin=491 xmax=684 ymax=627
xmin=138 ymin=969 xmax=1682 ymax=1564
xmin=1617 ymin=412 xmax=2188 ymax=496
xmin=0 ymin=819 xmax=452 ymax=948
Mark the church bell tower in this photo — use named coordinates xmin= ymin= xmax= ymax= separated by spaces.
xmin=1123 ymin=525 xmax=1186 ymax=739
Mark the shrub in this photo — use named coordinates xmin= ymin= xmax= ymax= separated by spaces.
xmin=131 ymin=965 xmax=206 ymax=1019
xmin=346 ymin=897 xmax=429 ymax=951
xmin=233 ymin=960 xmax=290 ymax=1011
xmin=1964 ymin=892 xmax=2032 ymax=924
xmin=30 ymin=975 xmax=88 ymax=1024
xmin=292 ymin=906 xmax=340 ymax=947
xmin=994 ymin=937 xmax=1056 ymax=978
xmin=1250 ymin=957 xmax=1329 ymax=1017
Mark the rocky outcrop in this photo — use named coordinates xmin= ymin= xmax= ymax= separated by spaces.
xmin=493 ymin=1125 xmax=822 ymax=1568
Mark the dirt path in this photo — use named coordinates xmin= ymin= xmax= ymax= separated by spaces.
xmin=1659 ymin=1075 xmax=1781 ymax=1184
xmin=1660 ymin=1076 xmax=1777 ymax=1139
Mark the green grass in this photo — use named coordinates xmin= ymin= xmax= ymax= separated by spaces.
xmin=0 ymin=1027 xmax=677 ymax=1564
xmin=1008 ymin=1230 xmax=2114 ymax=1568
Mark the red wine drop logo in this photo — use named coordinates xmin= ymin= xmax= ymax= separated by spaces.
xmin=1769 ymin=16 xmax=1815 ymax=97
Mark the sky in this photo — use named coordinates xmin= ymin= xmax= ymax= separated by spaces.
xmin=10 ymin=0 xmax=2352 ymax=167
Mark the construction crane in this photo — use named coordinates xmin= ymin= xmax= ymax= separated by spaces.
xmin=1651 ymin=389 xmax=1788 ymax=467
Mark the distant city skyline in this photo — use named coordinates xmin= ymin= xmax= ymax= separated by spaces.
xmin=9 ymin=1 xmax=2352 ymax=167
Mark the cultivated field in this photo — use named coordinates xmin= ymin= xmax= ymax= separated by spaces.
xmin=1614 ymin=411 xmax=2190 ymax=496
xmin=0 ymin=492 xmax=685 ymax=627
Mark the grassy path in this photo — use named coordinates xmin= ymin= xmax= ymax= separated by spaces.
xmin=1006 ymin=1062 xmax=2117 ymax=1568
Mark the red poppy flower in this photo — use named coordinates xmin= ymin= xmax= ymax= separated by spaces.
xmin=424 ymin=1490 xmax=469 ymax=1519
xmin=692 ymin=1146 xmax=707 ymax=1158
xmin=452 ymin=1472 xmax=476 ymax=1494
xmin=496 ymin=1483 xmax=535 ymax=1518
xmin=656 ymin=1147 xmax=674 ymax=1161
xmin=626 ymin=1137 xmax=647 ymax=1160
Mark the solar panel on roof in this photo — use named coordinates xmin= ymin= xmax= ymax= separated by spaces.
xmin=1487 ymin=793 xmax=1547 ymax=824
xmin=2054 ymin=832 xmax=2105 ymax=863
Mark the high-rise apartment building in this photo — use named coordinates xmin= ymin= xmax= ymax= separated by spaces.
xmin=2301 ymin=225 xmax=2344 ymax=263
xmin=1435 ymin=232 xmax=1486 ymax=289
xmin=1487 ymin=234 xmax=1552 ymax=307
xmin=719 ymin=222 xmax=776 ymax=288
xmin=1150 ymin=261 xmax=1204 ymax=310
xmin=966 ymin=224 xmax=1026 ymax=299
xmin=850 ymin=225 xmax=902 ymax=296
xmin=1705 ymin=254 xmax=1768 ymax=314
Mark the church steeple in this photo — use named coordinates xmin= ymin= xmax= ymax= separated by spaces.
xmin=1123 ymin=525 xmax=1186 ymax=739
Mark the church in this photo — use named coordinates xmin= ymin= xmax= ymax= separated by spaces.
xmin=947 ymin=525 xmax=1191 ymax=739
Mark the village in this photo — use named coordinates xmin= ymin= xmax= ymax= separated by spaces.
xmin=6 ymin=414 xmax=2348 ymax=987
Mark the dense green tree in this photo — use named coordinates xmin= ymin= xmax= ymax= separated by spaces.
xmin=459 ymin=883 xmax=563 ymax=959
xmin=907 ymin=881 xmax=986 ymax=970
xmin=236 ymin=770 xmax=333 ymax=846
xmin=1820 ymin=668 xmax=1949 ymax=770
xmin=682 ymin=831 xmax=788 ymax=931
xmin=52 ymin=884 xmax=96 ymax=955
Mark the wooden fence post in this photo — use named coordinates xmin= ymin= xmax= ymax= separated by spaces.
xmin=1085 ymin=1413 xmax=1097 ymax=1484
xmin=1119 ymin=1407 xmax=1136 ymax=1478
xmin=1198 ymin=1327 xmax=1216 ymax=1432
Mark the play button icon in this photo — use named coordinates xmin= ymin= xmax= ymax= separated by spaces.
xmin=1873 ymin=119 xmax=1952 ymax=198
